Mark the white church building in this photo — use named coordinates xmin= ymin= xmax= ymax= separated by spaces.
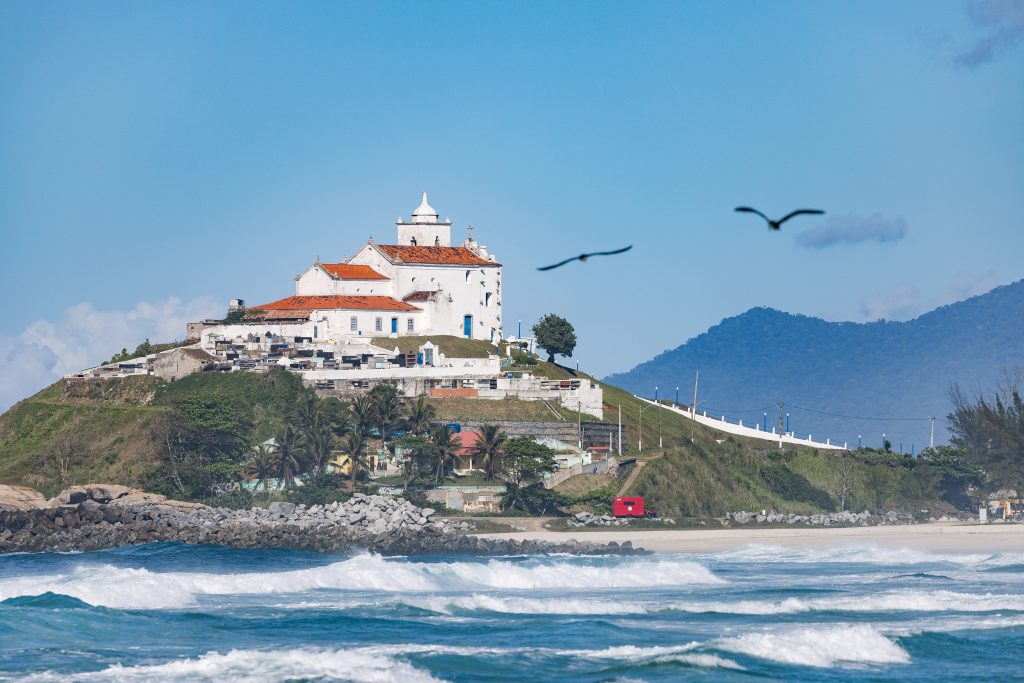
xmin=221 ymin=193 xmax=503 ymax=344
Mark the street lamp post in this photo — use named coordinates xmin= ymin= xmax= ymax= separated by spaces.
xmin=763 ymin=412 xmax=767 ymax=431
xmin=638 ymin=402 xmax=654 ymax=452
xmin=786 ymin=413 xmax=790 ymax=433
xmin=858 ymin=434 xmax=862 ymax=448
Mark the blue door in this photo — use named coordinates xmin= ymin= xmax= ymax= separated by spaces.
xmin=463 ymin=315 xmax=472 ymax=338
xmin=391 ymin=317 xmax=398 ymax=334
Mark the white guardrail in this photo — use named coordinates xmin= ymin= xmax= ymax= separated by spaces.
xmin=635 ymin=396 xmax=847 ymax=450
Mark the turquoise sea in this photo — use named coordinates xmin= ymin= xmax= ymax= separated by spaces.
xmin=2 ymin=543 xmax=1024 ymax=681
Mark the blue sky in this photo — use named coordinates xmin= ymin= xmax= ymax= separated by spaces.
xmin=1 ymin=1 xmax=1022 ymax=409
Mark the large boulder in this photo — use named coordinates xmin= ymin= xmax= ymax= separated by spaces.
xmin=82 ymin=484 xmax=133 ymax=503
xmin=0 ymin=485 xmax=47 ymax=511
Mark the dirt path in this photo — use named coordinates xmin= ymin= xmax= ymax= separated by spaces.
xmin=616 ymin=455 xmax=662 ymax=497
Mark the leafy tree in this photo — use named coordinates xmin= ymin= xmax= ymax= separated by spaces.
xmin=395 ymin=433 xmax=433 ymax=490
xmin=405 ymin=397 xmax=436 ymax=435
xmin=500 ymin=437 xmax=557 ymax=509
xmin=474 ymin=424 xmax=507 ymax=480
xmin=285 ymin=472 xmax=350 ymax=506
xmin=948 ymin=377 xmax=1024 ymax=493
xmin=532 ymin=314 xmax=576 ymax=363
xmin=223 ymin=309 xmax=246 ymax=324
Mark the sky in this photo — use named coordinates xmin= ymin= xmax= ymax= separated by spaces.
xmin=1 ymin=0 xmax=1022 ymax=410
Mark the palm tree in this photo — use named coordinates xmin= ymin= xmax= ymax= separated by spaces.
xmin=373 ymin=386 xmax=404 ymax=457
xmin=244 ymin=442 xmax=276 ymax=492
xmin=294 ymin=392 xmax=321 ymax=431
xmin=350 ymin=395 xmax=374 ymax=435
xmin=343 ymin=430 xmax=368 ymax=491
xmin=428 ymin=425 xmax=460 ymax=485
xmin=304 ymin=418 xmax=335 ymax=474
xmin=474 ymin=424 xmax=507 ymax=480
xmin=405 ymin=397 xmax=436 ymax=435
xmin=273 ymin=423 xmax=308 ymax=489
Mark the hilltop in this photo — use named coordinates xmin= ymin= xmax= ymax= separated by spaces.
xmin=0 ymin=355 xmax=973 ymax=519
xmin=605 ymin=280 xmax=1024 ymax=450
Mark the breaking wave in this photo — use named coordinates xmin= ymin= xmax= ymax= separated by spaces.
xmin=716 ymin=624 xmax=910 ymax=668
xmin=21 ymin=647 xmax=443 ymax=683
xmin=0 ymin=554 xmax=722 ymax=610
xmin=706 ymin=545 xmax=1024 ymax=567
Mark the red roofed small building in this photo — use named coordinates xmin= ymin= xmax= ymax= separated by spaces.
xmin=289 ymin=193 xmax=502 ymax=342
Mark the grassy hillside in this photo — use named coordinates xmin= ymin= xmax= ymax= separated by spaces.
xmin=373 ymin=335 xmax=496 ymax=358
xmin=0 ymin=358 xmax=968 ymax=515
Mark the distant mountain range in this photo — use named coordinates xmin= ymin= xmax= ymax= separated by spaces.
xmin=605 ymin=280 xmax=1024 ymax=451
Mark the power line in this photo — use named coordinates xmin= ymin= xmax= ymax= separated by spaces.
xmin=781 ymin=402 xmax=936 ymax=423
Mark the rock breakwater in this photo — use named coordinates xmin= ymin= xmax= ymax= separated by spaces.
xmin=0 ymin=484 xmax=641 ymax=556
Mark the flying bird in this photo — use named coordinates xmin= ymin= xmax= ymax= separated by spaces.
xmin=537 ymin=245 xmax=633 ymax=271
xmin=735 ymin=206 xmax=825 ymax=230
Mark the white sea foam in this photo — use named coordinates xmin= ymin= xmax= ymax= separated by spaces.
xmin=705 ymin=544 xmax=1024 ymax=567
xmin=715 ymin=624 xmax=910 ymax=668
xmin=307 ymin=588 xmax=1024 ymax=617
xmin=21 ymin=647 xmax=443 ymax=683
xmin=0 ymin=554 xmax=721 ymax=610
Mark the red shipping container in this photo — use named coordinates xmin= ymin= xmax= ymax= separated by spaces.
xmin=612 ymin=497 xmax=645 ymax=517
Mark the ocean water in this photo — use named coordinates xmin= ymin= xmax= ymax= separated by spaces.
xmin=1 ymin=543 xmax=1023 ymax=681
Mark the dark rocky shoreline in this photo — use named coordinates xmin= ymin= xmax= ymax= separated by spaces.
xmin=0 ymin=484 xmax=643 ymax=556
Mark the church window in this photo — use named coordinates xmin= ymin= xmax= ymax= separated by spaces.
xmin=350 ymin=316 xmax=357 ymax=331
xmin=465 ymin=270 xmax=471 ymax=284
xmin=407 ymin=318 xmax=414 ymax=332
xmin=485 ymin=292 xmax=492 ymax=307
xmin=375 ymin=317 xmax=382 ymax=332
xmin=434 ymin=236 xmax=440 ymax=246
xmin=410 ymin=237 xmax=417 ymax=246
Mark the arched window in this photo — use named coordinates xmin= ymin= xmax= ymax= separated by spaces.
xmin=465 ymin=270 xmax=471 ymax=284
xmin=410 ymin=236 xmax=417 ymax=246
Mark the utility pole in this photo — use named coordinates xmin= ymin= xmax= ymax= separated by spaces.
xmin=578 ymin=401 xmax=582 ymax=449
xmin=617 ymin=405 xmax=622 ymax=456
xmin=778 ymin=401 xmax=784 ymax=449
xmin=691 ymin=369 xmax=699 ymax=419
xmin=639 ymin=404 xmax=643 ymax=452
xmin=929 ymin=417 xmax=935 ymax=449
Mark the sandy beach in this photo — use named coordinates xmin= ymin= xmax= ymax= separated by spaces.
xmin=479 ymin=522 xmax=1024 ymax=554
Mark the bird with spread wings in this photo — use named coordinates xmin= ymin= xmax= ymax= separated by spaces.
xmin=735 ymin=206 xmax=824 ymax=230
xmin=537 ymin=245 xmax=633 ymax=271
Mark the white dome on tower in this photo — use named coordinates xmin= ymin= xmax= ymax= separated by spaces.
xmin=411 ymin=192 xmax=438 ymax=223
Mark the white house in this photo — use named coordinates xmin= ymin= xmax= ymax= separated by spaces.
xmin=232 ymin=193 xmax=503 ymax=343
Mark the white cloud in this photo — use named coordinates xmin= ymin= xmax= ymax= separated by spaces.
xmin=859 ymin=271 xmax=1005 ymax=322
xmin=954 ymin=0 xmax=1024 ymax=68
xmin=0 ymin=297 xmax=221 ymax=412
xmin=860 ymin=283 xmax=922 ymax=321
xmin=795 ymin=213 xmax=907 ymax=249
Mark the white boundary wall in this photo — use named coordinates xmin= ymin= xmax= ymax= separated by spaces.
xmin=635 ymin=397 xmax=847 ymax=451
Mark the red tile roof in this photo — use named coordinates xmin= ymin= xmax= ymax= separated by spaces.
xmin=377 ymin=244 xmax=498 ymax=266
xmin=251 ymin=295 xmax=420 ymax=312
xmin=454 ymin=431 xmax=484 ymax=455
xmin=320 ymin=263 xmax=389 ymax=280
